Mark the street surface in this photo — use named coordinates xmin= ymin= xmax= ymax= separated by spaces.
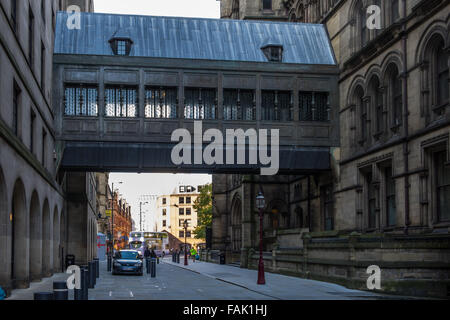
xmin=7 ymin=257 xmax=415 ymax=300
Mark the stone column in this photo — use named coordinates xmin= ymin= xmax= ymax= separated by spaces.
xmin=240 ymin=177 xmax=253 ymax=268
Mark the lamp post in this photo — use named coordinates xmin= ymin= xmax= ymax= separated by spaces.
xmin=256 ymin=192 xmax=266 ymax=285
xmin=183 ymin=220 xmax=188 ymax=266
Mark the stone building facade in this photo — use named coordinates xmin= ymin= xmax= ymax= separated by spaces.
xmin=156 ymin=186 xmax=204 ymax=250
xmin=109 ymin=192 xmax=132 ymax=249
xmin=216 ymin=0 xmax=450 ymax=298
xmin=0 ymin=0 xmax=94 ymax=296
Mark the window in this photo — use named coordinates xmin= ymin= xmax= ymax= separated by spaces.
xmin=12 ymin=82 xmax=21 ymax=136
xmin=186 ymin=231 xmax=191 ymax=238
xmin=41 ymin=42 xmax=45 ymax=90
xmin=30 ymin=109 xmax=36 ymax=153
xmin=321 ymin=185 xmax=334 ymax=231
xmin=105 ymin=86 xmax=137 ymax=117
xmin=184 ymin=88 xmax=217 ymax=120
xmin=294 ymin=184 xmax=301 ymax=200
xmin=179 ymin=231 xmax=184 ymax=238
xmin=261 ymin=45 xmax=283 ymax=62
xmin=162 ymin=198 xmax=166 ymax=205
xmin=263 ymin=0 xmax=272 ymax=10
xmin=223 ymin=89 xmax=255 ymax=120
xmin=162 ymin=220 xmax=166 ymax=227
xmin=179 ymin=219 xmax=185 ymax=227
xmin=179 ymin=208 xmax=184 ymax=215
xmin=387 ymin=66 xmax=402 ymax=127
xmin=64 ymin=85 xmax=98 ymax=116
xmin=162 ymin=209 xmax=166 ymax=216
xmin=435 ymin=150 xmax=450 ymax=222
xmin=360 ymin=95 xmax=367 ymax=142
xmin=11 ymin=0 xmax=17 ymax=31
xmin=385 ymin=166 xmax=396 ymax=227
xmin=186 ymin=208 xmax=191 ymax=216
xmin=436 ymin=43 xmax=449 ymax=106
xmin=359 ymin=3 xmax=367 ymax=48
xmin=179 ymin=197 xmax=184 ymax=204
xmin=41 ymin=129 xmax=47 ymax=166
xmin=299 ymin=92 xmax=330 ymax=122
xmin=145 ymin=87 xmax=177 ymax=118
xmin=367 ymin=172 xmax=377 ymax=229
xmin=391 ymin=0 xmax=400 ymax=23
xmin=109 ymin=38 xmax=133 ymax=56
xmin=262 ymin=91 xmax=292 ymax=121
xmin=28 ymin=7 xmax=34 ymax=67
xmin=186 ymin=197 xmax=191 ymax=204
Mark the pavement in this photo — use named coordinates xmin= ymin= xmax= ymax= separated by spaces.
xmin=6 ymin=257 xmax=415 ymax=300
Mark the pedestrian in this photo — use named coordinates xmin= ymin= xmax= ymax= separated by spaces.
xmin=144 ymin=246 xmax=151 ymax=259
xmin=151 ymin=249 xmax=157 ymax=259
xmin=190 ymin=247 xmax=197 ymax=263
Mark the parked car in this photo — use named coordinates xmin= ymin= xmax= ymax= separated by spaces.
xmin=112 ymin=250 xmax=143 ymax=276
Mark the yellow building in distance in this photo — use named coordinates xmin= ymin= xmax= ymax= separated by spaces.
xmin=156 ymin=185 xmax=206 ymax=250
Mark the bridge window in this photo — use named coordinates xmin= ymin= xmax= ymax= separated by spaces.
xmin=299 ymin=92 xmax=330 ymax=121
xmin=105 ymin=86 xmax=137 ymax=118
xmin=64 ymin=85 xmax=98 ymax=116
xmin=262 ymin=0 xmax=272 ymax=11
xmin=262 ymin=91 xmax=292 ymax=121
xmin=223 ymin=89 xmax=255 ymax=120
xmin=145 ymin=87 xmax=178 ymax=119
xmin=109 ymin=39 xmax=133 ymax=56
xmin=184 ymin=88 xmax=217 ymax=120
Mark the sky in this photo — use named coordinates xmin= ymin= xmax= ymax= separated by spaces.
xmin=97 ymin=0 xmax=218 ymax=232
xmin=94 ymin=0 xmax=221 ymax=18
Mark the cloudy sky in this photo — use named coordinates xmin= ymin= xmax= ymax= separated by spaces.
xmin=94 ymin=0 xmax=220 ymax=18
xmin=94 ymin=0 xmax=219 ymax=232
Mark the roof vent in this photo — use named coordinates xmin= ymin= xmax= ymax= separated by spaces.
xmin=261 ymin=44 xmax=283 ymax=62
xmin=109 ymin=29 xmax=133 ymax=56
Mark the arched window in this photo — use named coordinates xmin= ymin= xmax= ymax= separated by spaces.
xmin=436 ymin=42 xmax=449 ymax=106
xmin=352 ymin=86 xmax=366 ymax=143
xmin=368 ymin=76 xmax=383 ymax=136
xmin=391 ymin=0 xmax=400 ymax=23
xmin=420 ymin=34 xmax=448 ymax=120
xmin=359 ymin=2 xmax=368 ymax=48
xmin=385 ymin=64 xmax=402 ymax=128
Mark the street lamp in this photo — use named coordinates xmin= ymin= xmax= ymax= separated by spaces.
xmin=183 ymin=219 xmax=189 ymax=266
xmin=256 ymin=192 xmax=266 ymax=285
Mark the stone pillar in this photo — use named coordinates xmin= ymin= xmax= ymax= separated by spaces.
xmin=240 ymin=177 xmax=253 ymax=268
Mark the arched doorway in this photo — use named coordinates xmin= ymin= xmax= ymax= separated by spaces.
xmin=0 ymin=168 xmax=8 ymax=286
xmin=42 ymin=199 xmax=52 ymax=277
xmin=52 ymin=206 xmax=60 ymax=273
xmin=11 ymin=179 xmax=28 ymax=287
xmin=29 ymin=191 xmax=42 ymax=281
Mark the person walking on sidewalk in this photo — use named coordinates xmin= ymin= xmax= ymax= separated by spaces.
xmin=190 ymin=247 xmax=197 ymax=263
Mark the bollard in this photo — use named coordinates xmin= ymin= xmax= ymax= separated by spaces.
xmin=53 ymin=281 xmax=68 ymax=300
xmin=151 ymin=258 xmax=156 ymax=278
xmin=88 ymin=261 xmax=95 ymax=288
xmin=146 ymin=258 xmax=150 ymax=274
xmin=80 ymin=266 xmax=89 ymax=300
xmin=94 ymin=258 xmax=99 ymax=278
xmin=107 ymin=255 xmax=112 ymax=272
xmin=177 ymin=253 xmax=180 ymax=264
xmin=34 ymin=292 xmax=54 ymax=300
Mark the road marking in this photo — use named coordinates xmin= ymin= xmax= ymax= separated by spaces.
xmin=109 ymin=291 xmax=112 ymax=297
xmin=130 ymin=291 xmax=134 ymax=298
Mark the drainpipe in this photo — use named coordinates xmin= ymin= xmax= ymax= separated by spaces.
xmin=401 ymin=0 xmax=410 ymax=233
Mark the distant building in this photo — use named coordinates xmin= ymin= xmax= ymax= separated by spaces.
xmin=156 ymin=185 xmax=205 ymax=250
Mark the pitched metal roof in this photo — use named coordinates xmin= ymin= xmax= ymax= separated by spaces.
xmin=54 ymin=12 xmax=336 ymax=65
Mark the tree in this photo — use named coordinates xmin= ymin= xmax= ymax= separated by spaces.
xmin=193 ymin=184 xmax=212 ymax=239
